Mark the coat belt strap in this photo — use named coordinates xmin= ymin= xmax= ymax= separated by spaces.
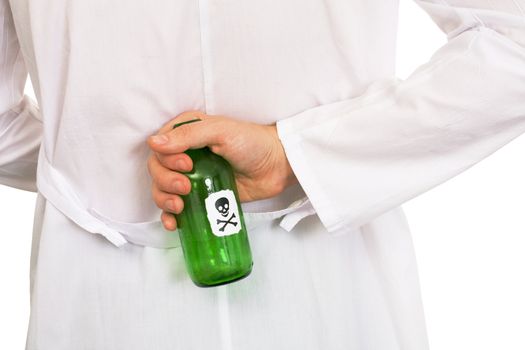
xmin=35 ymin=146 xmax=316 ymax=249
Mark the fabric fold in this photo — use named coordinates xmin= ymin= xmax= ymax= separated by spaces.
xmin=36 ymin=144 xmax=315 ymax=249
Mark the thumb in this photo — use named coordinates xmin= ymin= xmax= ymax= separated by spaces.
xmin=147 ymin=114 xmax=224 ymax=154
xmin=156 ymin=110 xmax=208 ymax=135
xmin=146 ymin=110 xmax=207 ymax=151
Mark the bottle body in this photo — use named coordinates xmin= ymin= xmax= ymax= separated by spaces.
xmin=173 ymin=125 xmax=253 ymax=287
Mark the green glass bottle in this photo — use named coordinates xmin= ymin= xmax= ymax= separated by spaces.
xmin=172 ymin=119 xmax=253 ymax=287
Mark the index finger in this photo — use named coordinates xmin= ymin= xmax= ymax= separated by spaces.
xmin=156 ymin=110 xmax=208 ymax=135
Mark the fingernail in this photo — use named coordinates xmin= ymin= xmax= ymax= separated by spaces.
xmin=165 ymin=199 xmax=175 ymax=211
xmin=150 ymin=134 xmax=168 ymax=145
xmin=175 ymin=160 xmax=187 ymax=170
xmin=174 ymin=180 xmax=186 ymax=193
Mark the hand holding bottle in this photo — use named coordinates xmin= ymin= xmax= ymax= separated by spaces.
xmin=146 ymin=110 xmax=298 ymax=231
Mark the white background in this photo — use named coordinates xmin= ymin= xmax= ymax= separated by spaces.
xmin=1 ymin=0 xmax=524 ymax=348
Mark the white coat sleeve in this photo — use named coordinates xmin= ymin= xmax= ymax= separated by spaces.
xmin=275 ymin=0 xmax=525 ymax=232
xmin=0 ymin=0 xmax=42 ymax=192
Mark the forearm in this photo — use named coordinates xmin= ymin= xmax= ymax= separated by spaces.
xmin=276 ymin=1 xmax=525 ymax=231
xmin=0 ymin=0 xmax=42 ymax=192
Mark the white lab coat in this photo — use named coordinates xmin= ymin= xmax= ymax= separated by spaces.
xmin=1 ymin=0 xmax=524 ymax=349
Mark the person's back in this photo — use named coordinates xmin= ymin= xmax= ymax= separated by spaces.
xmin=7 ymin=0 xmax=399 ymax=225
xmin=1 ymin=0 xmax=525 ymax=349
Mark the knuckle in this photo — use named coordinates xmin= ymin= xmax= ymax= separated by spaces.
xmin=156 ymin=169 xmax=188 ymax=194
xmin=149 ymin=157 xmax=165 ymax=180
xmin=164 ymin=195 xmax=184 ymax=214
xmin=164 ymin=155 xmax=183 ymax=172
xmin=170 ymin=176 xmax=186 ymax=194
xmin=174 ymin=195 xmax=185 ymax=213
xmin=146 ymin=154 xmax=157 ymax=174
xmin=153 ymin=195 xmax=164 ymax=210
xmin=177 ymin=125 xmax=191 ymax=138
xmin=158 ymin=173 xmax=174 ymax=192
xmin=170 ymin=154 xmax=187 ymax=171
xmin=215 ymin=132 xmax=226 ymax=146
xmin=157 ymin=172 xmax=177 ymax=193
xmin=170 ymin=177 xmax=179 ymax=192
xmin=156 ymin=153 xmax=171 ymax=169
xmin=209 ymin=144 xmax=222 ymax=154
xmin=151 ymin=184 xmax=164 ymax=208
xmin=151 ymin=165 xmax=164 ymax=184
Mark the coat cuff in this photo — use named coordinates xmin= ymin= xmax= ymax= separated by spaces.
xmin=276 ymin=109 xmax=347 ymax=232
xmin=0 ymin=96 xmax=42 ymax=192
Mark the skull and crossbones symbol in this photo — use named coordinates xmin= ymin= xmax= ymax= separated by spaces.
xmin=215 ymin=197 xmax=238 ymax=232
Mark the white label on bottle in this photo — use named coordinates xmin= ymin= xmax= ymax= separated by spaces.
xmin=205 ymin=189 xmax=242 ymax=237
